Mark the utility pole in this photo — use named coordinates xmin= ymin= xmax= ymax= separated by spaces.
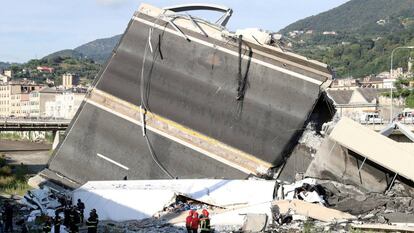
xmin=389 ymin=46 xmax=414 ymax=122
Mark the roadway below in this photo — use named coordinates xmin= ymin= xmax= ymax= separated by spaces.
xmin=0 ymin=139 xmax=51 ymax=151
xmin=0 ymin=139 xmax=51 ymax=175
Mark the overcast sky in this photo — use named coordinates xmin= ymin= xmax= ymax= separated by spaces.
xmin=0 ymin=0 xmax=349 ymax=63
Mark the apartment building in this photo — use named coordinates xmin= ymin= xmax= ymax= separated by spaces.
xmin=0 ymin=83 xmax=44 ymax=117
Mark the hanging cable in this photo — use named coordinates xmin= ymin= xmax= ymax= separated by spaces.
xmin=237 ymin=35 xmax=243 ymax=100
xmin=144 ymin=134 xmax=174 ymax=178
xmin=138 ymin=15 xmax=174 ymax=179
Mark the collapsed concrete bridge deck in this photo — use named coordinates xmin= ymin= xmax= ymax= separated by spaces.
xmin=46 ymin=3 xmax=333 ymax=186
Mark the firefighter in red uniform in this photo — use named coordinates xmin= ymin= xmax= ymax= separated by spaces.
xmin=185 ymin=210 xmax=195 ymax=233
xmin=190 ymin=211 xmax=199 ymax=233
xmin=199 ymin=209 xmax=211 ymax=233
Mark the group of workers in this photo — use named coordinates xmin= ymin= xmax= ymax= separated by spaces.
xmin=0 ymin=196 xmax=100 ymax=233
xmin=185 ymin=209 xmax=211 ymax=233
xmin=42 ymin=199 xmax=99 ymax=233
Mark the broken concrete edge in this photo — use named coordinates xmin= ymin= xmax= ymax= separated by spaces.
xmin=167 ymin=193 xmax=225 ymax=209
xmin=37 ymin=168 xmax=80 ymax=190
xmin=275 ymin=90 xmax=336 ymax=181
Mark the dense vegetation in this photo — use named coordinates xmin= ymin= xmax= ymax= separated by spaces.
xmin=0 ymin=154 xmax=30 ymax=196
xmin=9 ymin=56 xmax=101 ymax=86
xmin=281 ymin=0 xmax=414 ymax=34
xmin=293 ymin=29 xmax=414 ymax=78
xmin=281 ymin=0 xmax=414 ymax=78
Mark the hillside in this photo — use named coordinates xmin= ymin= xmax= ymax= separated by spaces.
xmin=280 ymin=0 xmax=414 ymax=78
xmin=43 ymin=34 xmax=121 ymax=64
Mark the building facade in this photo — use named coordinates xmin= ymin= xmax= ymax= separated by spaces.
xmin=45 ymin=91 xmax=85 ymax=119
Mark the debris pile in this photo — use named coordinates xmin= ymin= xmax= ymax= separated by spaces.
xmin=12 ymin=164 xmax=414 ymax=232
xmin=161 ymin=195 xmax=217 ymax=214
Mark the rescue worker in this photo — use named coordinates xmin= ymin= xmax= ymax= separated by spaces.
xmin=199 ymin=209 xmax=211 ymax=233
xmin=91 ymin=209 xmax=99 ymax=220
xmin=42 ymin=218 xmax=52 ymax=233
xmin=54 ymin=212 xmax=62 ymax=233
xmin=185 ymin=210 xmax=195 ymax=233
xmin=190 ymin=211 xmax=199 ymax=233
xmin=3 ymin=202 xmax=13 ymax=233
xmin=69 ymin=206 xmax=80 ymax=233
xmin=86 ymin=211 xmax=99 ymax=233
xmin=63 ymin=206 xmax=70 ymax=227
xmin=76 ymin=199 xmax=85 ymax=223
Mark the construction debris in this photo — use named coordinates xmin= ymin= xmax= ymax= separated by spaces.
xmin=19 ymin=186 xmax=65 ymax=213
xmin=276 ymin=178 xmax=327 ymax=205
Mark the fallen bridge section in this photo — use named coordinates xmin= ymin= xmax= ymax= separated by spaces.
xmin=47 ymin=3 xmax=332 ymax=186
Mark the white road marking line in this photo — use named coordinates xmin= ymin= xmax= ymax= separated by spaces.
xmin=97 ymin=153 xmax=130 ymax=170
xmin=132 ymin=16 xmax=323 ymax=86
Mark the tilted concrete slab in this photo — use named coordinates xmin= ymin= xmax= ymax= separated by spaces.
xmin=329 ymin=118 xmax=414 ymax=182
xmin=47 ymin=3 xmax=332 ymax=185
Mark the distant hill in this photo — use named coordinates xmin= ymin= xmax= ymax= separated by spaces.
xmin=44 ymin=34 xmax=121 ymax=64
xmin=43 ymin=49 xmax=85 ymax=61
xmin=280 ymin=0 xmax=414 ymax=78
xmin=0 ymin=62 xmax=12 ymax=70
xmin=281 ymin=0 xmax=414 ymax=35
xmin=74 ymin=34 xmax=122 ymax=63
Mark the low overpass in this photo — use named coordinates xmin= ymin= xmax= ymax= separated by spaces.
xmin=0 ymin=118 xmax=70 ymax=131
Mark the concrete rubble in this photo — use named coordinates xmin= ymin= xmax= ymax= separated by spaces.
xmin=15 ymin=173 xmax=414 ymax=232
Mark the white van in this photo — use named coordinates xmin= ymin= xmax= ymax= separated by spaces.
xmin=359 ymin=111 xmax=383 ymax=124
xmin=398 ymin=108 xmax=414 ymax=123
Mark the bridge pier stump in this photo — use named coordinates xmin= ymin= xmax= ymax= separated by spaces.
xmin=52 ymin=131 xmax=61 ymax=151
